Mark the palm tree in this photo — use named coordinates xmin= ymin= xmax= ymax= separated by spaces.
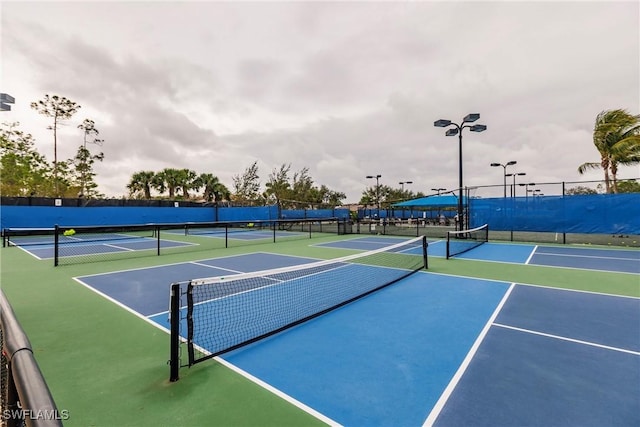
xmin=176 ymin=168 xmax=199 ymax=199
xmin=154 ymin=168 xmax=182 ymax=198
xmin=197 ymin=173 xmax=230 ymax=202
xmin=579 ymin=109 xmax=640 ymax=193
xmin=127 ymin=171 xmax=156 ymax=199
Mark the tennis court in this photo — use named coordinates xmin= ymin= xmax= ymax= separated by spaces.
xmin=5 ymin=229 xmax=195 ymax=260
xmin=317 ymin=236 xmax=640 ymax=273
xmin=172 ymin=226 xmax=309 ymax=241
xmin=1 ymin=231 xmax=638 ymax=426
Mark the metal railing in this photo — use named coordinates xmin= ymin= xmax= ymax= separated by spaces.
xmin=1 ymin=290 xmax=64 ymax=427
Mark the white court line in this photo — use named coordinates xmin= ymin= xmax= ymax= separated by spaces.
xmin=103 ymin=243 xmax=136 ymax=251
xmin=188 ymin=261 xmax=245 ymax=275
xmin=493 ymin=323 xmax=640 ymax=356
xmin=534 ymin=252 xmax=639 ymax=262
xmin=422 ymin=283 xmax=516 ymax=427
xmin=525 ymin=245 xmax=538 ymax=265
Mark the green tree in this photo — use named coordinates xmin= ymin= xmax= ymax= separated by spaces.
xmin=359 ymin=189 xmax=376 ymax=207
xmin=265 ymin=164 xmax=291 ymax=207
xmin=232 ymin=161 xmax=261 ymax=204
xmin=0 ymin=122 xmax=51 ymax=196
xmin=50 ymin=159 xmax=76 ymax=197
xmin=127 ymin=171 xmax=156 ymax=199
xmin=578 ymin=109 xmax=640 ymax=193
xmin=360 ymin=184 xmax=394 ymax=209
xmin=616 ymin=179 xmax=640 ymax=193
xmin=197 ymin=173 xmax=230 ymax=202
xmin=387 ymin=186 xmax=415 ymax=204
xmin=30 ymin=95 xmax=81 ymax=195
xmin=565 ymin=186 xmax=598 ymax=195
xmin=325 ymin=189 xmax=346 ymax=207
xmin=71 ymin=146 xmax=104 ymax=198
xmin=154 ymin=168 xmax=183 ymax=199
xmin=310 ymin=185 xmax=346 ymax=208
xmin=175 ymin=168 xmax=199 ymax=199
xmin=290 ymin=167 xmax=314 ymax=207
xmin=77 ymin=119 xmax=104 ymax=197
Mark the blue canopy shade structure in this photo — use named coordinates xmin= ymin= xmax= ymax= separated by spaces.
xmin=392 ymin=194 xmax=465 ymax=208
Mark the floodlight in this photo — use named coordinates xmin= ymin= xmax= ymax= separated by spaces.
xmin=463 ymin=113 xmax=480 ymax=123
xmin=434 ymin=119 xmax=452 ymax=127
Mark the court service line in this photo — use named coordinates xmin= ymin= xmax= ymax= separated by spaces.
xmin=188 ymin=261 xmax=245 ymax=274
xmin=422 ymin=282 xmax=516 ymax=427
xmin=492 ymin=323 xmax=640 ymax=356
xmin=103 ymin=243 xmax=136 ymax=251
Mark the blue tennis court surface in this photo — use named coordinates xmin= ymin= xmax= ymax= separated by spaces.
xmin=318 ymin=237 xmax=639 ymax=273
xmin=529 ymin=245 xmax=640 ymax=273
xmin=75 ymin=248 xmax=640 ymax=426
xmin=12 ymin=235 xmax=195 ymax=260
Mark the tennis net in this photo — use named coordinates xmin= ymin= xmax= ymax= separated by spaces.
xmin=446 ymin=224 xmax=489 ymax=259
xmin=2 ymin=219 xmax=342 ymax=266
xmin=2 ymin=226 xmax=156 ymax=248
xmin=168 ymin=235 xmax=428 ymax=381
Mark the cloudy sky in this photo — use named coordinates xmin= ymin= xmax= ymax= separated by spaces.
xmin=1 ymin=1 xmax=638 ymax=202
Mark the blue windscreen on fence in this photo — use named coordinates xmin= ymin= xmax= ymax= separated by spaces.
xmin=469 ymin=193 xmax=640 ymax=234
xmin=0 ymin=206 xmax=214 ymax=229
xmin=0 ymin=204 xmax=351 ymax=229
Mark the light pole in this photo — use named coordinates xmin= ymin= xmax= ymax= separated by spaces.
xmin=366 ymin=174 xmax=382 ymax=214
xmin=431 ymin=187 xmax=446 ymax=195
xmin=490 ymin=160 xmax=517 ymax=198
xmin=435 ymin=114 xmax=486 ymax=230
xmin=519 ymin=182 xmax=535 ymax=199
xmin=399 ymin=181 xmax=413 ymax=193
xmin=506 ymin=172 xmax=526 ymax=197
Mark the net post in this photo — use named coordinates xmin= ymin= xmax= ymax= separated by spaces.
xmin=186 ymin=282 xmax=195 ymax=365
xmin=445 ymin=231 xmax=451 ymax=260
xmin=273 ymin=221 xmax=276 ymax=243
xmin=225 ymin=224 xmax=229 ymax=248
xmin=156 ymin=225 xmax=161 ymax=256
xmin=169 ymin=283 xmax=181 ymax=382
xmin=54 ymin=225 xmax=60 ymax=267
xmin=422 ymin=235 xmax=428 ymax=269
